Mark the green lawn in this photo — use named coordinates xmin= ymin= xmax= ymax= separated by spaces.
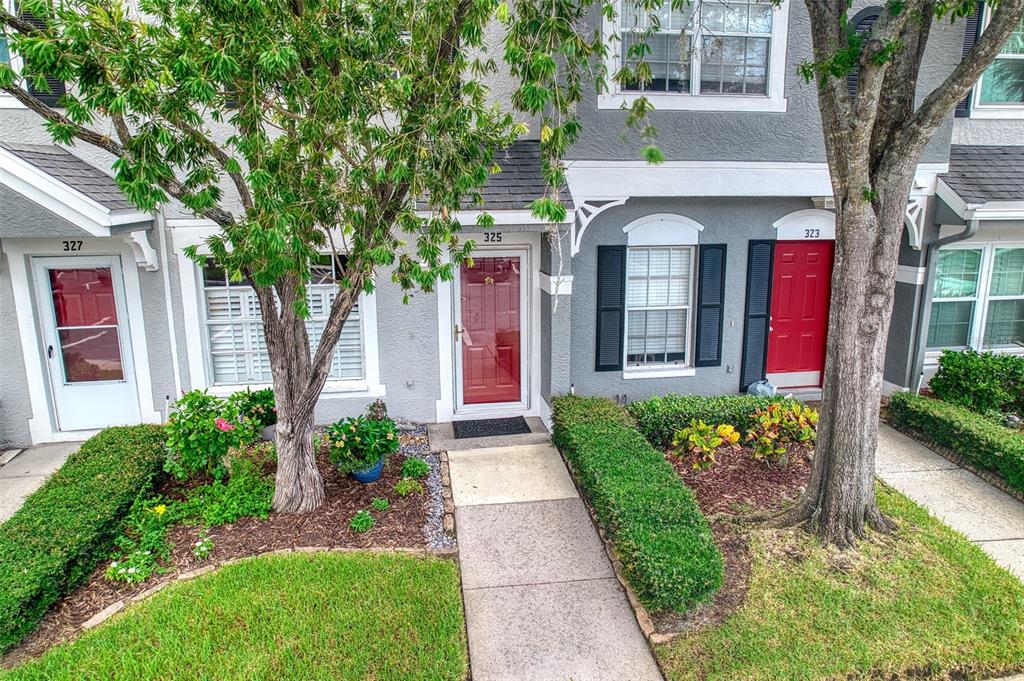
xmin=2 ymin=552 xmax=467 ymax=681
xmin=657 ymin=485 xmax=1024 ymax=680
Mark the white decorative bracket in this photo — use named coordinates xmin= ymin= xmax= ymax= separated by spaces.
xmin=904 ymin=197 xmax=926 ymax=251
xmin=124 ymin=229 xmax=159 ymax=271
xmin=571 ymin=198 xmax=628 ymax=256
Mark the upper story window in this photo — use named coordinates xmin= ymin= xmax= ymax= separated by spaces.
xmin=602 ymin=0 xmax=790 ymax=112
xmin=202 ymin=256 xmax=365 ymax=385
xmin=978 ymin=15 xmax=1024 ymax=106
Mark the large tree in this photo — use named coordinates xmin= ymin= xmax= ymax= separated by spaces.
xmin=0 ymin=0 xmax=605 ymax=512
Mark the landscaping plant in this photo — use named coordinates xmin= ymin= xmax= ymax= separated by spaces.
xmin=401 ymin=456 xmax=430 ymax=480
xmin=192 ymin=533 xmax=214 ymax=561
xmin=326 ymin=415 xmax=400 ymax=474
xmin=371 ymin=497 xmax=390 ymax=512
xmin=629 ymin=394 xmax=792 ymax=448
xmin=227 ymin=388 xmax=278 ymax=429
xmin=177 ymin=457 xmax=274 ymax=526
xmin=745 ymin=403 xmax=819 ymax=467
xmin=350 ymin=510 xmax=374 ymax=534
xmin=929 ymin=349 xmax=1024 ymax=419
xmin=165 ymin=390 xmax=259 ymax=481
xmin=105 ymin=499 xmax=177 ymax=583
xmin=394 ymin=478 xmax=425 ymax=497
xmin=0 ymin=425 xmax=166 ymax=652
xmin=671 ymin=420 xmax=740 ymax=471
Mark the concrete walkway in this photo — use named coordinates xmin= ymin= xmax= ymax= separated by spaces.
xmin=876 ymin=424 xmax=1024 ymax=579
xmin=448 ymin=441 xmax=662 ymax=681
xmin=0 ymin=443 xmax=79 ymax=523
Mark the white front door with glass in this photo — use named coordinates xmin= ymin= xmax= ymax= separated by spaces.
xmin=928 ymin=245 xmax=1024 ymax=352
xmin=33 ymin=256 xmax=141 ymax=431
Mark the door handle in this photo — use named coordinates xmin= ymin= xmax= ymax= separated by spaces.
xmin=454 ymin=325 xmax=463 ymax=343
xmin=47 ymin=344 xmax=54 ymax=359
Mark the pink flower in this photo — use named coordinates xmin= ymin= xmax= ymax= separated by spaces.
xmin=215 ymin=417 xmax=235 ymax=432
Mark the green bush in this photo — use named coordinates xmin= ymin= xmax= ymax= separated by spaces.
xmin=0 ymin=425 xmax=166 ymax=652
xmin=628 ymin=393 xmax=795 ymax=448
xmin=552 ymin=395 xmax=723 ymax=612
xmin=326 ymin=415 xmax=400 ymax=473
xmin=227 ymin=387 xmax=277 ymax=428
xmin=165 ymin=390 xmax=259 ymax=480
xmin=178 ymin=457 xmax=274 ymax=526
xmin=929 ymin=349 xmax=1024 ymax=418
xmin=889 ymin=391 xmax=1024 ymax=495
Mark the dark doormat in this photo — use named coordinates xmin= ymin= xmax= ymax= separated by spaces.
xmin=452 ymin=416 xmax=531 ymax=439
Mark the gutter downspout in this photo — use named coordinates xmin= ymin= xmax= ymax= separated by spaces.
xmin=157 ymin=208 xmax=183 ymax=404
xmin=911 ymin=216 xmax=979 ymax=393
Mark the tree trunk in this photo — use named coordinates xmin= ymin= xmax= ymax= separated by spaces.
xmin=780 ymin=176 xmax=911 ymax=547
xmin=272 ymin=402 xmax=325 ymax=513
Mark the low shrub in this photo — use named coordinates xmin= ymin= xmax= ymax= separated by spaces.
xmin=671 ymin=420 xmax=740 ymax=470
xmin=326 ymin=415 xmax=400 ymax=473
xmin=401 ymin=456 xmax=430 ymax=479
xmin=929 ymin=349 xmax=1024 ymax=418
xmin=628 ymin=393 xmax=794 ymax=448
xmin=177 ymin=457 xmax=274 ymax=526
xmin=746 ymin=403 xmax=818 ymax=465
xmin=394 ymin=478 xmax=425 ymax=497
xmin=165 ymin=390 xmax=260 ymax=480
xmin=889 ymin=391 xmax=1024 ymax=494
xmin=0 ymin=425 xmax=166 ymax=652
xmin=552 ymin=395 xmax=723 ymax=612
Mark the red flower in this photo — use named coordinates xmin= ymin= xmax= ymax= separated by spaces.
xmin=215 ymin=417 xmax=235 ymax=432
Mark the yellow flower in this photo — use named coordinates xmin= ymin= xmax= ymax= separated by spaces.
xmin=152 ymin=504 xmax=167 ymax=516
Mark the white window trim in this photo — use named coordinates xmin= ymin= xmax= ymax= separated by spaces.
xmin=622 ymin=244 xmax=698 ymax=377
xmin=598 ymin=0 xmax=790 ymax=112
xmin=170 ymin=221 xmax=383 ymax=398
xmin=0 ymin=0 xmax=27 ymax=109
xmin=970 ymin=6 xmax=1024 ymax=119
xmin=926 ymin=241 xmax=1024 ymax=361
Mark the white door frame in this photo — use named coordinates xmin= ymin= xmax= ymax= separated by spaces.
xmin=436 ymin=231 xmax=543 ymax=421
xmin=32 ymin=255 xmax=142 ymax=431
xmin=4 ymin=237 xmax=162 ymax=443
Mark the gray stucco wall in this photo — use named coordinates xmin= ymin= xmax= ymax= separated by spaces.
xmin=136 ymin=229 xmax=181 ymax=419
xmin=884 ymin=280 xmax=925 ymax=388
xmin=569 ymin=196 xmax=813 ymax=400
xmin=568 ymin=1 xmax=962 ymax=164
xmin=952 ymin=118 xmax=1024 ymax=146
xmin=0 ymin=248 xmax=33 ymax=447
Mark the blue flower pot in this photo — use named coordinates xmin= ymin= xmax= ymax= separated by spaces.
xmin=350 ymin=456 xmax=385 ymax=483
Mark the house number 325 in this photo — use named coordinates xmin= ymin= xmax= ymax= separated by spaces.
xmin=483 ymin=232 xmax=502 ymax=243
xmin=62 ymin=240 xmax=84 ymax=251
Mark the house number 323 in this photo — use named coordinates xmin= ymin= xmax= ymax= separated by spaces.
xmin=483 ymin=232 xmax=502 ymax=243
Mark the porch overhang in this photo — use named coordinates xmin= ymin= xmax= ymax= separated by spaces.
xmin=936 ymin=145 xmax=1024 ymax=223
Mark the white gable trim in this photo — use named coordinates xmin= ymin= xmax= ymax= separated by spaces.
xmin=623 ymin=213 xmax=704 ymax=246
xmin=0 ymin=146 xmax=152 ymax=236
xmin=773 ymin=209 xmax=836 ymax=240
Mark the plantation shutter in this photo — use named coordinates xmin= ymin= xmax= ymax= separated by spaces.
xmin=694 ymin=244 xmax=727 ymax=367
xmin=20 ymin=10 xmax=66 ymax=107
xmin=739 ymin=240 xmax=775 ymax=391
xmin=956 ymin=2 xmax=985 ymax=118
xmin=847 ymin=7 xmax=883 ymax=100
xmin=595 ymin=245 xmax=627 ymax=372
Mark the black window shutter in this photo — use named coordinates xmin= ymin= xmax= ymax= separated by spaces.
xmin=847 ymin=7 xmax=883 ymax=100
xmin=956 ymin=2 xmax=984 ymax=118
xmin=739 ymin=240 xmax=775 ymax=391
xmin=694 ymin=244 xmax=727 ymax=367
xmin=595 ymin=246 xmax=626 ymax=372
xmin=20 ymin=10 xmax=66 ymax=107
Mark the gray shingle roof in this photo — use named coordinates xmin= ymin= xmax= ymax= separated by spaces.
xmin=943 ymin=145 xmax=1024 ymax=205
xmin=472 ymin=140 xmax=572 ymax=212
xmin=1 ymin=142 xmax=135 ymax=211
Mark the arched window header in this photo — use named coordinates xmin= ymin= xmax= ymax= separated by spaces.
xmin=773 ymin=209 xmax=836 ymax=240
xmin=622 ymin=213 xmax=705 ymax=246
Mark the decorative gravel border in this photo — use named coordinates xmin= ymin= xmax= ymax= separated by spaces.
xmin=397 ymin=422 xmax=456 ymax=550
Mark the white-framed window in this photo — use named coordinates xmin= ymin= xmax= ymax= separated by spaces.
xmin=973 ymin=10 xmax=1024 ymax=117
xmin=201 ymin=256 xmax=365 ymax=385
xmin=601 ymin=0 xmax=789 ymax=112
xmin=625 ymin=246 xmax=695 ymax=367
xmin=928 ymin=244 xmax=1024 ymax=352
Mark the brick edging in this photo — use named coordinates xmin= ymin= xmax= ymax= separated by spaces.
xmin=884 ymin=420 xmax=1024 ymax=506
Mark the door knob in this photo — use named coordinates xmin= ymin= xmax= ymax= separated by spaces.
xmin=454 ymin=325 xmax=463 ymax=342
xmin=47 ymin=344 xmax=54 ymax=359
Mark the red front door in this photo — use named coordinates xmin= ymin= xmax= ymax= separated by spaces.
xmin=460 ymin=256 xmax=522 ymax=405
xmin=766 ymin=241 xmax=834 ymax=387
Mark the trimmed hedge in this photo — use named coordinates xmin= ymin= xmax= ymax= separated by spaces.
xmin=628 ymin=393 xmax=794 ymax=448
xmin=552 ymin=395 xmax=723 ymax=612
xmin=929 ymin=349 xmax=1024 ymax=418
xmin=889 ymin=392 xmax=1024 ymax=495
xmin=0 ymin=425 xmax=166 ymax=652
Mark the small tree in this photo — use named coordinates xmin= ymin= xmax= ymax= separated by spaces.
xmin=0 ymin=0 xmax=609 ymax=512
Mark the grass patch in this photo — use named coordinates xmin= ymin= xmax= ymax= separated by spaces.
xmin=1 ymin=552 xmax=467 ymax=681
xmin=656 ymin=484 xmax=1024 ymax=680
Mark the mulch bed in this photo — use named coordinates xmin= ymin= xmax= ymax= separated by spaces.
xmin=655 ymin=445 xmax=813 ymax=633
xmin=2 ymin=429 xmax=439 ymax=667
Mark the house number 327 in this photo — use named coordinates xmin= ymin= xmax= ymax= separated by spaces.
xmin=62 ymin=240 xmax=84 ymax=251
xmin=483 ymin=232 xmax=502 ymax=243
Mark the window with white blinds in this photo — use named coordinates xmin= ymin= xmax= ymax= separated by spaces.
xmin=202 ymin=258 xmax=364 ymax=385
xmin=625 ymin=246 xmax=695 ymax=367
